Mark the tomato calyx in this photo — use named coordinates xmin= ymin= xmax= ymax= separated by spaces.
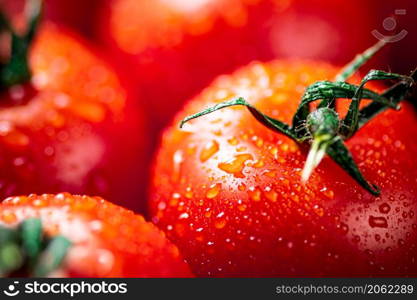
xmin=180 ymin=41 xmax=416 ymax=196
xmin=302 ymin=107 xmax=339 ymax=182
xmin=0 ymin=218 xmax=71 ymax=277
xmin=0 ymin=0 xmax=42 ymax=90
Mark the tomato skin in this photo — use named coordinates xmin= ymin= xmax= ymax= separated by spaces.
xmin=149 ymin=60 xmax=417 ymax=277
xmin=0 ymin=193 xmax=193 ymax=277
xmin=0 ymin=23 xmax=148 ymax=212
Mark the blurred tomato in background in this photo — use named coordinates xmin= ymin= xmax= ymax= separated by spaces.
xmin=95 ymin=0 xmax=415 ymax=137
xmin=0 ymin=1 xmax=148 ymax=212
xmin=98 ymin=0 xmax=285 ymax=135
xmin=0 ymin=0 xmax=101 ymax=37
xmin=3 ymin=0 xmax=414 ymax=137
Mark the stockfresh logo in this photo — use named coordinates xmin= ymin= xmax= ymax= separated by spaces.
xmin=3 ymin=281 xmax=20 ymax=297
xmin=372 ymin=9 xmax=408 ymax=43
xmin=2 ymin=280 xmax=128 ymax=297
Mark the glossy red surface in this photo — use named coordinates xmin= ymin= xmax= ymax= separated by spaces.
xmin=150 ymin=60 xmax=417 ymax=276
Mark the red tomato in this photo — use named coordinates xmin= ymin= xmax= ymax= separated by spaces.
xmin=98 ymin=0 xmax=384 ymax=132
xmin=0 ymin=193 xmax=193 ymax=277
xmin=149 ymin=60 xmax=417 ymax=277
xmin=0 ymin=21 xmax=148 ymax=212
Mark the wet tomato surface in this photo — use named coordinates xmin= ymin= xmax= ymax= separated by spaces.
xmin=150 ymin=60 xmax=417 ymax=277
xmin=0 ymin=23 xmax=147 ymax=211
xmin=0 ymin=193 xmax=193 ymax=277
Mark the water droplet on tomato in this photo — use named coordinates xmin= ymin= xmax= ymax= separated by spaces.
xmin=264 ymin=188 xmax=278 ymax=202
xmin=0 ymin=121 xmax=13 ymax=135
xmin=236 ymin=146 xmax=247 ymax=152
xmin=172 ymin=150 xmax=184 ymax=181
xmin=206 ymin=183 xmax=221 ymax=199
xmin=214 ymin=212 xmax=227 ymax=229
xmin=248 ymin=186 xmax=261 ymax=202
xmin=204 ymin=208 xmax=212 ymax=218
xmin=263 ymin=169 xmax=276 ymax=178
xmin=179 ymin=212 xmax=189 ymax=220
xmin=379 ymin=203 xmax=391 ymax=214
xmin=280 ymin=144 xmax=289 ymax=152
xmin=212 ymin=129 xmax=222 ymax=136
xmin=218 ymin=153 xmax=253 ymax=177
xmin=252 ymin=159 xmax=264 ymax=168
xmin=369 ymin=216 xmax=388 ymax=228
xmin=339 ymin=222 xmax=349 ymax=234
xmin=169 ymin=193 xmax=181 ymax=206
xmin=185 ymin=187 xmax=193 ymax=199
xmin=313 ymin=204 xmax=324 ymax=217
xmin=158 ymin=202 xmax=166 ymax=210
xmin=227 ymin=137 xmax=238 ymax=145
xmin=44 ymin=146 xmax=55 ymax=157
xmin=237 ymin=203 xmax=247 ymax=211
xmin=200 ymin=140 xmax=219 ymax=162
xmin=269 ymin=147 xmax=279 ymax=160
xmin=320 ymin=187 xmax=334 ymax=199
xmin=238 ymin=183 xmax=246 ymax=191
xmin=252 ymin=136 xmax=264 ymax=147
